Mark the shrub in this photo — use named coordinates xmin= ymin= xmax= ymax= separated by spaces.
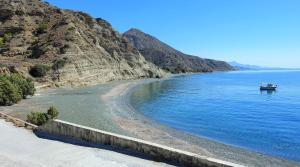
xmin=4 ymin=32 xmax=13 ymax=41
xmin=29 ymin=64 xmax=50 ymax=77
xmin=37 ymin=23 xmax=48 ymax=34
xmin=26 ymin=112 xmax=49 ymax=126
xmin=77 ymin=12 xmax=94 ymax=27
xmin=0 ymin=64 xmax=7 ymax=68
xmin=29 ymin=46 xmax=48 ymax=59
xmin=52 ymin=58 xmax=67 ymax=70
xmin=0 ymin=32 xmax=12 ymax=48
xmin=67 ymin=27 xmax=75 ymax=31
xmin=0 ymin=76 xmax=22 ymax=105
xmin=27 ymin=106 xmax=59 ymax=126
xmin=31 ymin=39 xmax=39 ymax=45
xmin=47 ymin=106 xmax=59 ymax=119
xmin=8 ymin=74 xmax=35 ymax=99
xmin=0 ymin=74 xmax=35 ymax=106
xmin=0 ymin=37 xmax=5 ymax=48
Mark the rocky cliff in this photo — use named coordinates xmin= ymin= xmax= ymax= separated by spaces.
xmin=0 ymin=0 xmax=164 ymax=86
xmin=123 ymin=29 xmax=233 ymax=73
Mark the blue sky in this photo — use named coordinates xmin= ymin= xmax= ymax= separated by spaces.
xmin=46 ymin=0 xmax=300 ymax=68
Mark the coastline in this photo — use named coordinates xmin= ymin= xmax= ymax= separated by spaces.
xmin=1 ymin=73 xmax=299 ymax=167
xmin=101 ymin=76 xmax=300 ymax=167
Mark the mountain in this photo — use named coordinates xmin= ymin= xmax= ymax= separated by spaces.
xmin=228 ymin=62 xmax=288 ymax=70
xmin=0 ymin=0 xmax=164 ymax=86
xmin=228 ymin=62 xmax=264 ymax=70
xmin=123 ymin=28 xmax=234 ymax=73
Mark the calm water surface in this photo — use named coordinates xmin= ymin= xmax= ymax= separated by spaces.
xmin=130 ymin=70 xmax=300 ymax=162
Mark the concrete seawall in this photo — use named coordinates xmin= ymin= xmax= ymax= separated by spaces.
xmin=0 ymin=112 xmax=37 ymax=130
xmin=38 ymin=119 xmax=244 ymax=167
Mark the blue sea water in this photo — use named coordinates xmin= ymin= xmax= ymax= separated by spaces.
xmin=130 ymin=70 xmax=300 ymax=162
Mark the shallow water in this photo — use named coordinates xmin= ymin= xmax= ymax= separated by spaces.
xmin=130 ymin=70 xmax=300 ymax=162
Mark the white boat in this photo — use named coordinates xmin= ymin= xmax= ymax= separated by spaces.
xmin=260 ymin=83 xmax=277 ymax=90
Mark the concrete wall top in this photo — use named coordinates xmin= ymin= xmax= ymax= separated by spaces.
xmin=51 ymin=119 xmax=244 ymax=167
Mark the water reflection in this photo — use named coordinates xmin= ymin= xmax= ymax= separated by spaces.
xmin=260 ymin=90 xmax=277 ymax=95
xmin=130 ymin=71 xmax=300 ymax=162
xmin=130 ymin=80 xmax=176 ymax=103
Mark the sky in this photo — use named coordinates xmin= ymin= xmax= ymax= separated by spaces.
xmin=46 ymin=0 xmax=300 ymax=68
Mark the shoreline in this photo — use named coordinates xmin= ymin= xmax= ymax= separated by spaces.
xmin=1 ymin=73 xmax=299 ymax=166
xmin=101 ymin=76 xmax=299 ymax=167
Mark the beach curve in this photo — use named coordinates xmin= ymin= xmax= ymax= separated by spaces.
xmin=100 ymin=78 xmax=300 ymax=167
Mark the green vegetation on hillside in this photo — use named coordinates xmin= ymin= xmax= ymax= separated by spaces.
xmin=0 ymin=37 xmax=5 ymax=48
xmin=0 ymin=77 xmax=21 ymax=105
xmin=8 ymin=74 xmax=35 ymax=98
xmin=52 ymin=58 xmax=68 ymax=70
xmin=29 ymin=64 xmax=50 ymax=77
xmin=4 ymin=32 xmax=13 ymax=41
xmin=37 ymin=23 xmax=48 ymax=34
xmin=0 ymin=74 xmax=35 ymax=106
xmin=29 ymin=45 xmax=48 ymax=59
xmin=0 ymin=32 xmax=13 ymax=48
xmin=27 ymin=106 xmax=59 ymax=126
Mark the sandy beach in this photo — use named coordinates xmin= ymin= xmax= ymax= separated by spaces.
xmin=1 ymin=78 xmax=299 ymax=167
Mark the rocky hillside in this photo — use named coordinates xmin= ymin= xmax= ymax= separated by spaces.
xmin=123 ymin=29 xmax=233 ymax=73
xmin=0 ymin=0 xmax=164 ymax=86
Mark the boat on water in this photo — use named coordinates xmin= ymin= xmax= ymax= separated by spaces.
xmin=260 ymin=83 xmax=278 ymax=90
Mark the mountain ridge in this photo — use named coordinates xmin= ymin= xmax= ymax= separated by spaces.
xmin=123 ymin=28 xmax=234 ymax=73
xmin=0 ymin=0 xmax=233 ymax=87
xmin=228 ymin=61 xmax=293 ymax=70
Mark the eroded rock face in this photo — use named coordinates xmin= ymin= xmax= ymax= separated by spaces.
xmin=0 ymin=0 xmax=164 ymax=86
xmin=123 ymin=29 xmax=234 ymax=73
xmin=0 ymin=9 xmax=14 ymax=22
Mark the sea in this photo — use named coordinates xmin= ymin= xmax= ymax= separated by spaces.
xmin=130 ymin=70 xmax=300 ymax=162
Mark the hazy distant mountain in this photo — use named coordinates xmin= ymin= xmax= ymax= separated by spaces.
xmin=123 ymin=28 xmax=234 ymax=73
xmin=228 ymin=62 xmax=287 ymax=70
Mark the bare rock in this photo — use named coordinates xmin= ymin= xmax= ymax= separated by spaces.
xmin=0 ymin=0 xmax=165 ymax=86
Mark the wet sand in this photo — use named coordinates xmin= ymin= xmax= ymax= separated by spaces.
xmin=101 ymin=79 xmax=300 ymax=167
